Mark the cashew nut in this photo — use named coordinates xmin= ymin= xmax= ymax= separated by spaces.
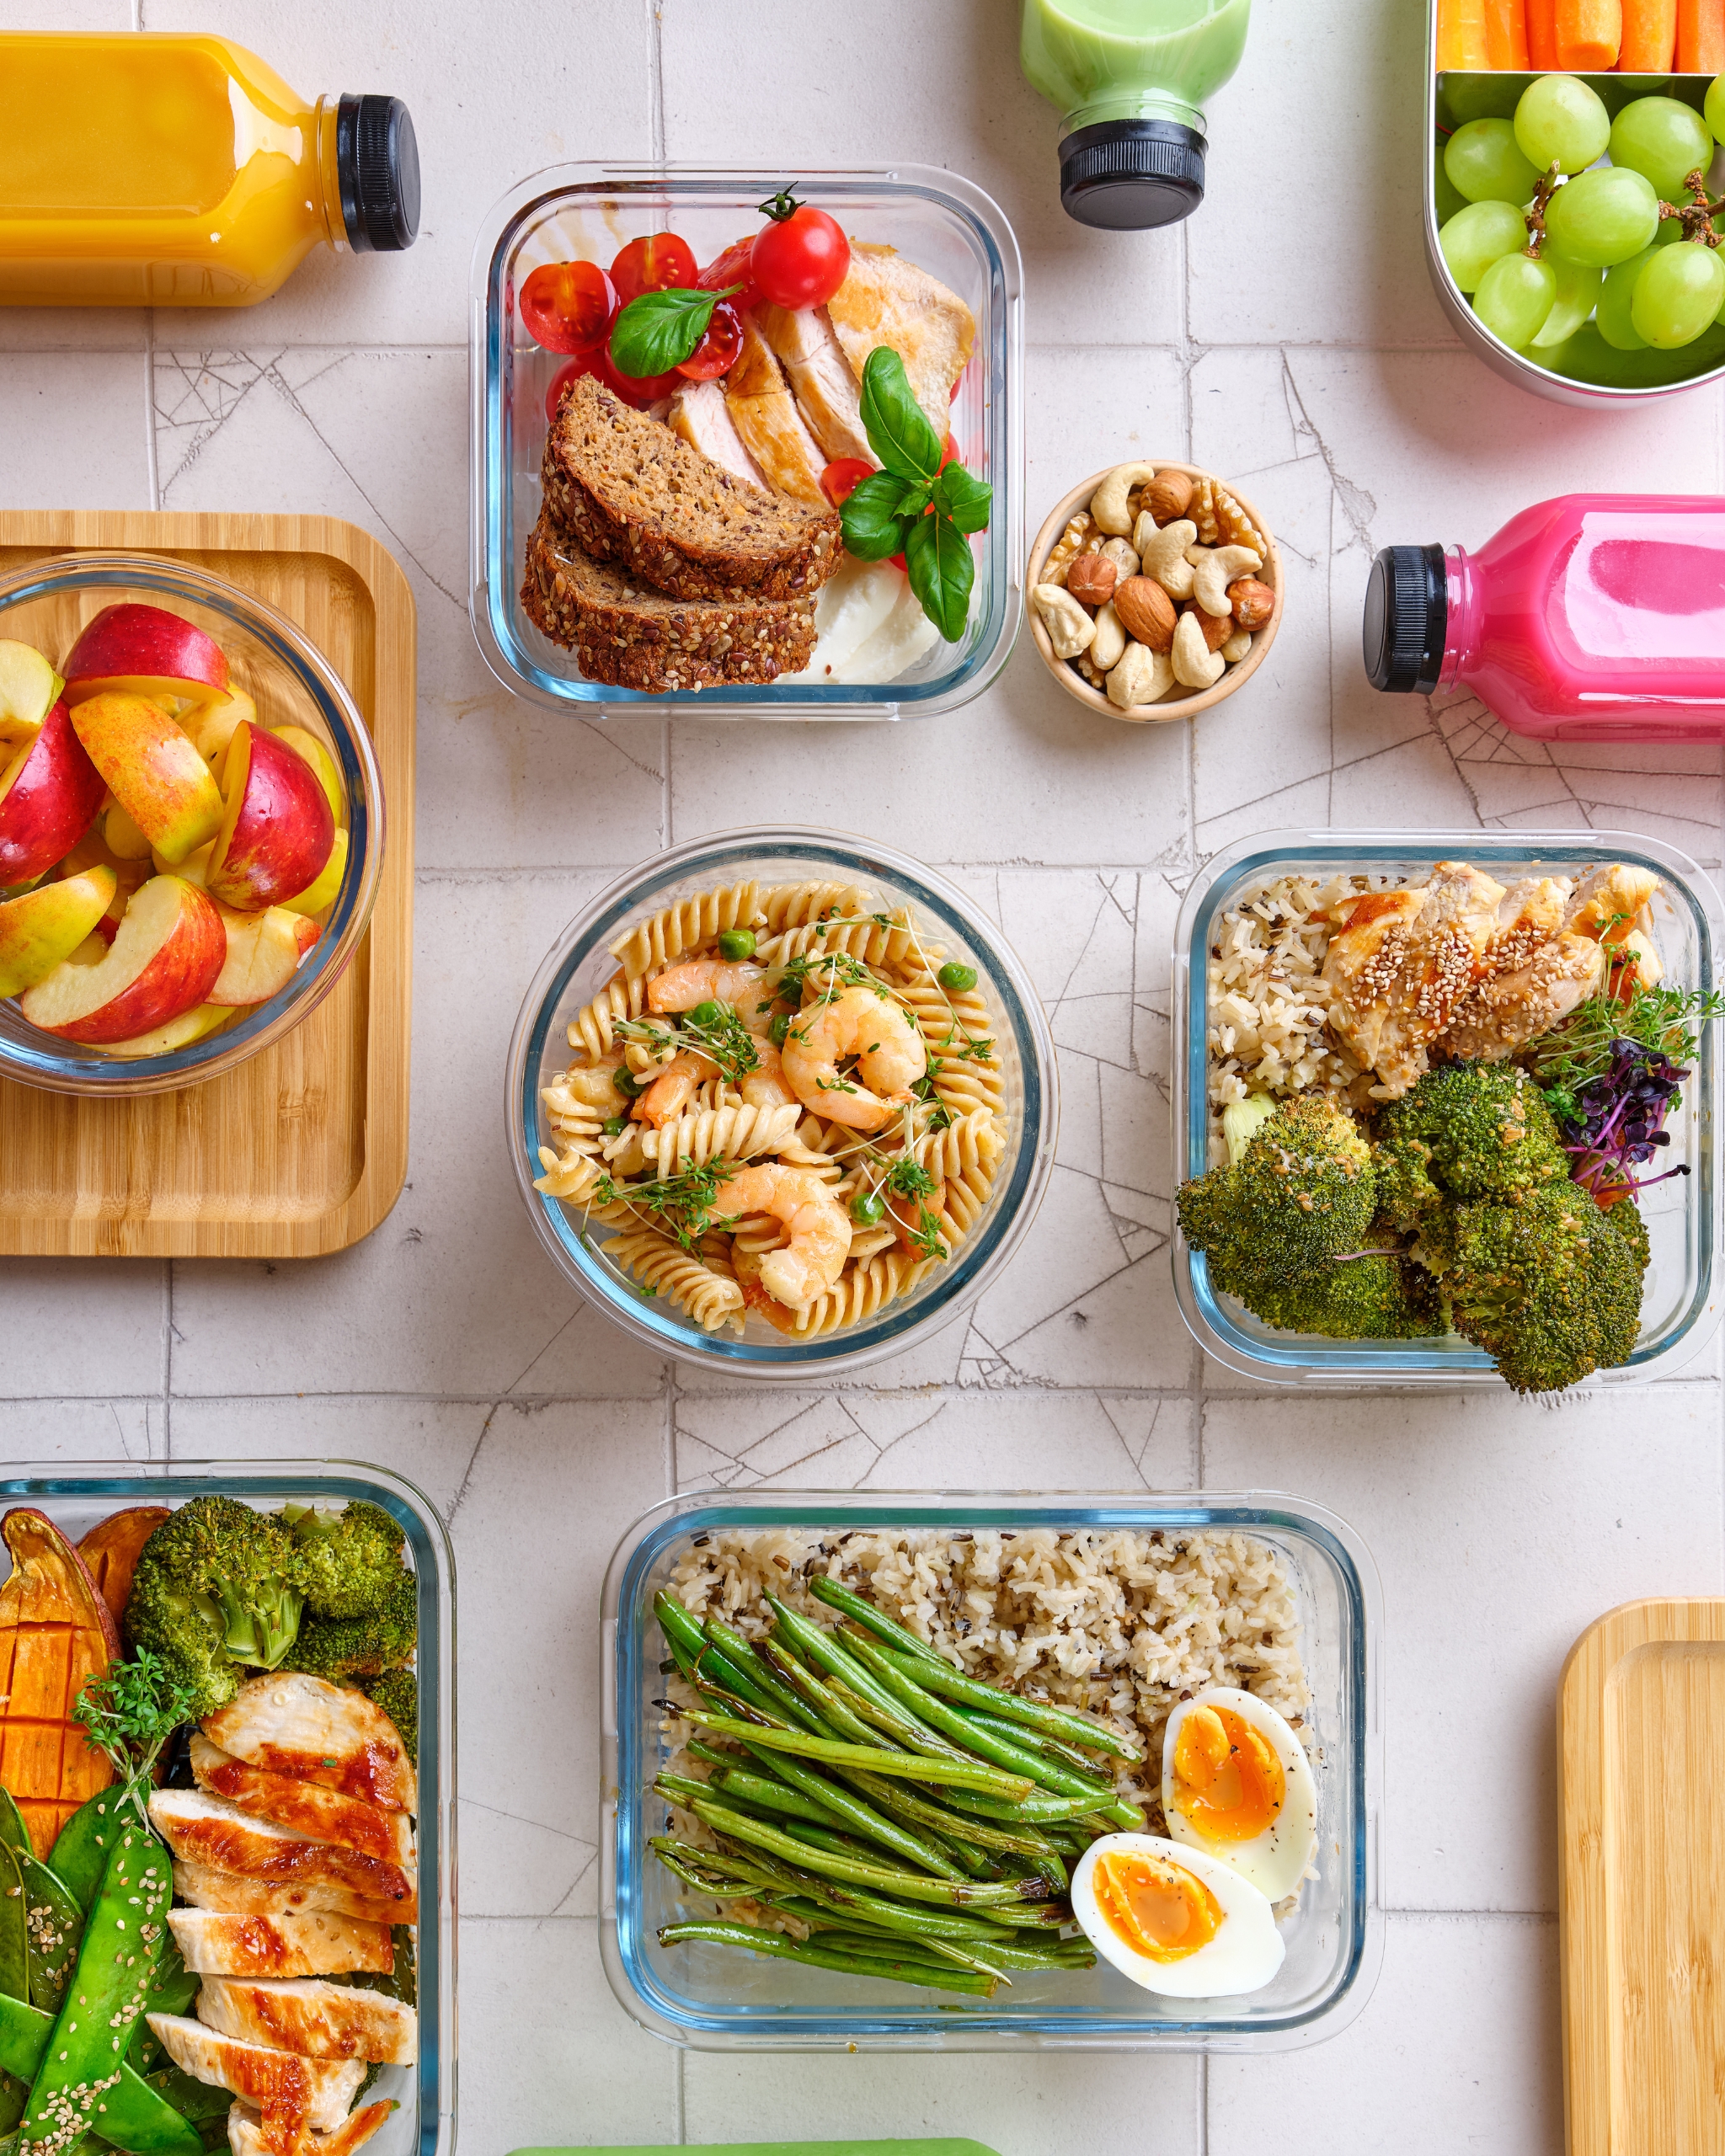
xmin=1138 ymin=519 xmax=1198 ymax=600
xmin=1107 ymin=641 xmax=1174 ymax=710
xmin=1184 ymin=542 xmax=1210 ymax=568
xmin=1221 ymin=627 xmax=1253 ymax=663
xmin=1099 ymin=536 xmax=1140 ymax=580
xmin=1193 ymin=544 xmax=1264 ymax=618
xmin=1131 ymin=509 xmax=1160 ymax=559
xmin=1089 ymin=600 xmax=1127 ymax=674
xmin=1089 ymin=462 xmax=1157 ymax=537
xmin=1032 ymin=582 xmax=1097 ymax=661
xmin=1172 ymin=608 xmax=1226 ymax=690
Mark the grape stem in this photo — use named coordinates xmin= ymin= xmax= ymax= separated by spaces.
xmin=1521 ymin=163 xmax=1562 ymax=259
xmin=1658 ymin=171 xmax=1725 ymax=249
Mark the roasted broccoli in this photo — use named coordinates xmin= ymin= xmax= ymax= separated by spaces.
xmin=1373 ymin=1063 xmax=1567 ymax=1209
xmin=365 ymin=1669 xmax=418 ymax=1753
xmin=286 ymin=1501 xmax=409 ymax=1620
xmin=1235 ymin=1247 xmax=1448 ymax=1340
xmin=286 ymin=1566 xmax=416 ymax=1682
xmin=1178 ymin=1096 xmax=1375 ymax=1284
xmin=1445 ymin=1184 xmax=1646 ymax=1394
xmin=124 ymin=1497 xmax=306 ymax=1716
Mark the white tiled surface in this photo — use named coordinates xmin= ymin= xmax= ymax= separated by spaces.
xmin=2 ymin=3 xmax=1722 ymax=2153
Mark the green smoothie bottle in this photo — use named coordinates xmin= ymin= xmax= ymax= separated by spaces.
xmin=1021 ymin=0 xmax=1253 ymax=228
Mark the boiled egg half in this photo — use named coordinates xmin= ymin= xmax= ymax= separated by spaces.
xmin=1071 ymin=1832 xmax=1284 ymax=1999
xmin=1162 ymin=1685 xmax=1316 ymax=1903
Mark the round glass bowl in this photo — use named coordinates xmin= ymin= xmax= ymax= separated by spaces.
xmin=506 ymin=828 xmax=1058 ymax=1377
xmin=0 ymin=553 xmax=383 ymax=1097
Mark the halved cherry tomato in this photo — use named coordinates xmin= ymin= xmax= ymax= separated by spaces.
xmin=520 ymin=259 xmax=617 ymax=354
xmin=676 ymin=302 xmax=744 ymax=381
xmin=751 ymin=200 xmax=850 ymax=310
xmin=820 ymin=457 xmax=874 ymax=510
xmin=611 ymin=232 xmax=699 ymax=305
xmin=698 ymin=238 xmax=760 ymax=315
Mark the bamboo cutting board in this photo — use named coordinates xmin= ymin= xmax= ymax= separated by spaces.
xmin=1560 ymin=1598 xmax=1725 ymax=2156
xmin=0 ymin=511 xmax=414 ymax=1257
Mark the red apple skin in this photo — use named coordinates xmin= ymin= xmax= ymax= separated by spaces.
xmin=23 ymin=876 xmax=225 ymax=1043
xmin=0 ymin=867 xmax=118 ymax=999
xmin=206 ymin=724 xmax=335 ymax=911
xmin=61 ymin=605 xmax=229 ymax=707
xmin=69 ymin=691 xmax=224 ymax=865
xmin=0 ymin=701 xmax=106 ymax=886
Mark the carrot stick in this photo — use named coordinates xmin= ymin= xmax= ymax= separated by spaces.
xmin=1676 ymin=0 xmax=1725 ymax=69
xmin=1528 ymin=0 xmax=1562 ymax=59
xmin=1438 ymin=0 xmax=1492 ymax=67
xmin=1486 ymin=0 xmax=1532 ymax=64
xmin=1619 ymin=0 xmax=1676 ymax=66
xmin=1556 ymin=0 xmax=1623 ymax=65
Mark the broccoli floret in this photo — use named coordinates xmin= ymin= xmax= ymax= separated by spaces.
xmin=286 ymin=1567 xmax=416 ymax=1682
xmin=124 ymin=1497 xmax=306 ymax=1717
xmin=364 ymin=1670 xmax=418 ymax=1753
xmin=1446 ymin=1184 xmax=1646 ymax=1394
xmin=1236 ymin=1249 xmax=1449 ymax=1339
xmin=1599 ymin=1194 xmax=1652 ymax=1275
xmin=1370 ymin=1130 xmax=1447 ymax=1235
xmin=1178 ymin=1096 xmax=1375 ymax=1284
xmin=1374 ymin=1063 xmax=1567 ymax=1205
xmin=286 ymin=1501 xmax=409 ymax=1621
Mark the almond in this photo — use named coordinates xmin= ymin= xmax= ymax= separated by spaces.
xmin=1228 ymin=577 xmax=1276 ymax=630
xmin=1065 ymin=553 xmax=1118 ymax=606
xmin=1114 ymin=575 xmax=1178 ymax=654
xmin=1141 ymin=472 xmax=1194 ymax=527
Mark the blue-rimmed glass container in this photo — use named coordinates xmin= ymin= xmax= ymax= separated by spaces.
xmin=0 ymin=1459 xmax=453 ymax=2156
xmin=601 ymin=1487 xmax=1381 ymax=2052
xmin=0 ymin=555 xmax=383 ymax=1097
xmin=505 ymin=827 xmax=1057 ymax=1378
xmin=1173 ymin=829 xmax=1723 ymax=1385
xmin=468 ymin=164 xmax=1023 ymax=720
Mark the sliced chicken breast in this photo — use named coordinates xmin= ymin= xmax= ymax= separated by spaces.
xmin=724 ymin=312 xmax=830 ymax=505
xmin=199 ymin=1977 xmax=415 ymax=2065
xmin=168 ymin=1908 xmax=394 ymax=1980
xmin=203 ymin=1674 xmax=416 ymax=1814
xmin=825 ymin=243 xmax=976 ymax=434
xmin=190 ymin=1737 xmax=414 ymax=1868
xmin=151 ymin=1790 xmax=414 ymax=1914
xmin=174 ymin=1859 xmax=408 ymax=1929
xmin=753 ymin=303 xmax=874 ymax=464
xmin=667 ymin=379 xmax=766 ymax=490
xmin=147 ymin=2015 xmax=365 ymax=2133
xmin=230 ymin=2100 xmax=393 ymax=2156
xmin=1564 ymin=862 xmax=1662 ymax=944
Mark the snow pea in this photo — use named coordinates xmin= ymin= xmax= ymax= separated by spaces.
xmin=15 ymin=1852 xmax=81 ymax=2016
xmin=124 ymin=1937 xmax=197 ymax=2076
xmin=0 ymin=1795 xmax=29 ymax=1862
xmin=0 ymin=1992 xmax=200 ymax=2156
xmin=46 ymin=1797 xmax=120 ymax=1918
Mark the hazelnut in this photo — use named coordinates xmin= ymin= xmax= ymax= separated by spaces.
xmin=1142 ymin=471 xmax=1195 ymax=527
xmin=1229 ymin=577 xmax=1276 ymax=631
xmin=1065 ymin=553 xmax=1118 ymax=606
xmin=1114 ymin=575 xmax=1178 ymax=654
xmin=1193 ymin=604 xmax=1233 ymax=654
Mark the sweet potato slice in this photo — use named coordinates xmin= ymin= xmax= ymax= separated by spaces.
xmin=77 ymin=1504 xmax=171 ymax=1629
xmin=0 ymin=1508 xmax=119 ymax=1854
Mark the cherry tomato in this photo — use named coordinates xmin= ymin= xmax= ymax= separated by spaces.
xmin=750 ymin=199 xmax=850 ymax=310
xmin=676 ymin=302 xmax=744 ymax=381
xmin=611 ymin=232 xmax=699 ymax=304
xmin=519 ymin=259 xmax=617 ymax=354
xmin=698 ymin=238 xmax=760 ymax=314
xmin=602 ymin=336 xmax=685 ymax=407
xmin=820 ymin=457 xmax=874 ymax=510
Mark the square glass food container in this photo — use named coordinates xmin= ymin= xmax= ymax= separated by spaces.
xmin=0 ymin=1459 xmax=455 ymax=2156
xmin=1172 ymin=829 xmax=1724 ymax=1387
xmin=469 ymin=163 xmax=1023 ymax=720
xmin=601 ymin=1489 xmax=1382 ymax=2052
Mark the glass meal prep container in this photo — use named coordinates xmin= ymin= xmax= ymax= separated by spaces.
xmin=468 ymin=163 xmax=1023 ymax=720
xmin=1172 ymin=828 xmax=1724 ymax=1387
xmin=601 ymin=1487 xmax=1382 ymax=2052
xmin=0 ymin=1458 xmax=454 ymax=2156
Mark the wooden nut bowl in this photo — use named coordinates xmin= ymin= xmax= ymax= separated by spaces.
xmin=1026 ymin=462 xmax=1284 ymax=724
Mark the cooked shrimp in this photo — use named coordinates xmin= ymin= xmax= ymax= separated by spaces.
xmin=782 ymin=986 xmax=927 ymax=1132
xmin=633 ymin=1049 xmax=718 ymax=1129
xmin=708 ymin=1165 xmax=852 ymax=1307
xmin=739 ymin=1033 xmax=798 ymax=1110
xmin=649 ymin=959 xmax=777 ymax=1033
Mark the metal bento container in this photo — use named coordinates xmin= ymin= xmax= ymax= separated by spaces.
xmin=469 ymin=163 xmax=1023 ymax=720
xmin=601 ymin=1488 xmax=1382 ymax=2052
xmin=0 ymin=1460 xmax=454 ymax=2156
xmin=1172 ymin=828 xmax=1724 ymax=1387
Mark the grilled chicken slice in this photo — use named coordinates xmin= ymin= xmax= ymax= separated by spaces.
xmin=753 ymin=303 xmax=874 ymax=464
xmin=825 ymin=242 xmax=976 ymax=434
xmin=667 ymin=379 xmax=767 ymax=491
xmin=174 ymin=1859 xmax=408 ymax=1929
xmin=724 ymin=312 xmax=830 ymax=505
xmin=151 ymin=1790 xmax=414 ymax=1914
xmin=190 ymin=1737 xmax=414 ymax=1868
xmin=229 ymin=2100 xmax=394 ymax=2156
xmin=203 ymin=1673 xmax=416 ymax=1813
xmin=147 ymin=2015 xmax=365 ymax=2132
xmin=1564 ymin=862 xmax=1661 ymax=944
xmin=168 ymin=1908 xmax=394 ymax=1980
xmin=199 ymin=1977 xmax=415 ymax=2065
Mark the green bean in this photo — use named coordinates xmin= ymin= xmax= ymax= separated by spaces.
xmin=685 ymin=1736 xmax=741 ymax=1769
xmin=807 ymin=1572 xmax=950 ymax=1664
xmin=710 ymin=1768 xmax=846 ymax=1830
xmin=734 ymin=1743 xmax=965 ymax=1881
xmin=677 ymin=1711 xmax=1033 ymax=1797
xmin=947 ymin=1706 xmax=1119 ymax=1789
xmin=757 ymin=1640 xmax=888 ymax=1749
xmin=657 ymin=1920 xmax=995 ymax=1997
xmin=687 ymin=1798 xmax=1044 ymax=1905
xmin=766 ymin=1596 xmax=957 ymax=1755
xmin=703 ymin=1620 xmax=829 ymax=1736
xmin=840 ymin=1768 xmax=1062 ymax=1865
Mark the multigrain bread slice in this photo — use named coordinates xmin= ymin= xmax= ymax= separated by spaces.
xmin=521 ymin=515 xmax=817 ymax=692
xmin=542 ymin=374 xmax=840 ymax=602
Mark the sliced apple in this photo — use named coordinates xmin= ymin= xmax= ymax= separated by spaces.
xmin=0 ymin=640 xmax=62 ymax=760
xmin=104 ymin=801 xmax=156 ymax=861
xmin=152 ymin=839 xmax=211 ymax=889
xmin=19 ymin=874 xmax=225 ymax=1043
xmin=0 ymin=867 xmax=118 ymax=999
xmin=68 ymin=691 xmax=224 ymax=867
xmin=61 ymin=827 xmax=147 ymax=944
xmin=206 ymin=723 xmax=334 ymax=911
xmin=208 ymin=901 xmax=318 ymax=1006
xmin=0 ymin=701 xmax=105 ymax=887
xmin=190 ymin=687 xmax=256 ymax=768
xmin=89 ymin=1003 xmax=232 ymax=1059
xmin=61 ymin=604 xmax=229 ymax=711
xmin=271 ymin=726 xmax=344 ymax=822
xmin=280 ymin=826 xmax=349 ymax=920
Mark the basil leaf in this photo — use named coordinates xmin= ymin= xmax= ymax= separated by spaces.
xmin=934 ymin=462 xmax=992 ymax=536
xmin=904 ymin=512 xmax=975 ymax=643
xmin=839 ymin=471 xmax=914 ymax=562
xmin=893 ymin=482 xmax=933 ymax=519
xmin=859 ymin=346 xmax=944 ymax=483
xmin=609 ymin=283 xmax=740 ymax=379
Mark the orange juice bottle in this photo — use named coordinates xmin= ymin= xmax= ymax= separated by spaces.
xmin=0 ymin=33 xmax=418 ymax=307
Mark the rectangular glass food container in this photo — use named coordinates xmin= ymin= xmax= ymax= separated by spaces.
xmin=0 ymin=1459 xmax=455 ymax=2156
xmin=1173 ymin=828 xmax=1724 ymax=1387
xmin=469 ymin=163 xmax=1023 ymax=720
xmin=601 ymin=1488 xmax=1381 ymax=2052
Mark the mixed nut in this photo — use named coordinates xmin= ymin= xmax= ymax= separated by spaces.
xmin=1033 ymin=465 xmax=1275 ymax=715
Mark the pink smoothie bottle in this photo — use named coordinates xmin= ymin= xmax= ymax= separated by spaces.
xmin=1363 ymin=496 xmax=1725 ymax=743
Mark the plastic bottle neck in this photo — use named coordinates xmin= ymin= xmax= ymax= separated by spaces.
xmin=1063 ymin=89 xmax=1205 ymax=133
xmin=1438 ymin=547 xmax=1480 ymax=690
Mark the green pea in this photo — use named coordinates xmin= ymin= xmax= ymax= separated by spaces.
xmin=615 ymin=1067 xmax=646 ymax=1097
xmin=937 ymin=962 xmax=977 ymax=993
xmin=717 ymin=929 xmax=757 ymax=960
xmin=692 ymin=999 xmax=726 ymax=1027
xmin=851 ymin=1191 xmax=885 ymax=1226
xmin=603 ymin=1115 xmax=628 ymax=1136
xmin=770 ymin=1012 xmax=791 ymax=1047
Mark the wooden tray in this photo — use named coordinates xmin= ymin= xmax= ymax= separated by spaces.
xmin=1560 ymin=1597 xmax=1725 ymax=2156
xmin=0 ymin=512 xmax=414 ymax=1257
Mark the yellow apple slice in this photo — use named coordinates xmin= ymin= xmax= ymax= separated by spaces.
xmin=89 ymin=1003 xmax=232 ymax=1059
xmin=105 ymin=801 xmax=156 ymax=861
xmin=0 ymin=640 xmax=62 ymax=760
xmin=0 ymin=867 xmax=118 ymax=999
xmin=280 ymin=827 xmax=350 ymax=920
xmin=271 ymin=726 xmax=345 ymax=823
xmin=208 ymin=901 xmax=319 ymax=1006
xmin=190 ymin=687 xmax=256 ymax=768
xmin=68 ymin=692 xmax=223 ymax=866
xmin=19 ymin=875 xmax=226 ymax=1043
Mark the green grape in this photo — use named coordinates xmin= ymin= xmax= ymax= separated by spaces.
xmin=1445 ymin=120 xmax=1541 ymax=205
xmin=1544 ymin=166 xmax=1662 ymax=266
xmin=1596 ymin=245 xmax=1656 ymax=348
xmin=1630 ymin=241 xmax=1725 ymax=348
xmin=1514 ymin=74 xmax=1610 ymax=176
xmin=1474 ymin=251 xmax=1558 ymax=347
xmin=1707 ymin=74 xmax=1725 ymax=147
xmin=1439 ymin=200 xmax=1528 ymax=291
xmin=1609 ymin=96 xmax=1714 ymax=202
xmin=1434 ymin=136 xmax=1469 ymax=226
xmin=1530 ymin=252 xmax=1603 ymax=348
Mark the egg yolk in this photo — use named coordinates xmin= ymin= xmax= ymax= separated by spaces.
xmin=1172 ymin=1705 xmax=1284 ymax=1844
xmin=1092 ymin=1849 xmax=1223 ymax=1963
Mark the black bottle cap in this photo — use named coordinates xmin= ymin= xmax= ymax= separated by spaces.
xmin=335 ymin=94 xmax=420 ymax=253
xmin=1058 ymin=120 xmax=1206 ymax=231
xmin=1363 ymin=544 xmax=1448 ymax=694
